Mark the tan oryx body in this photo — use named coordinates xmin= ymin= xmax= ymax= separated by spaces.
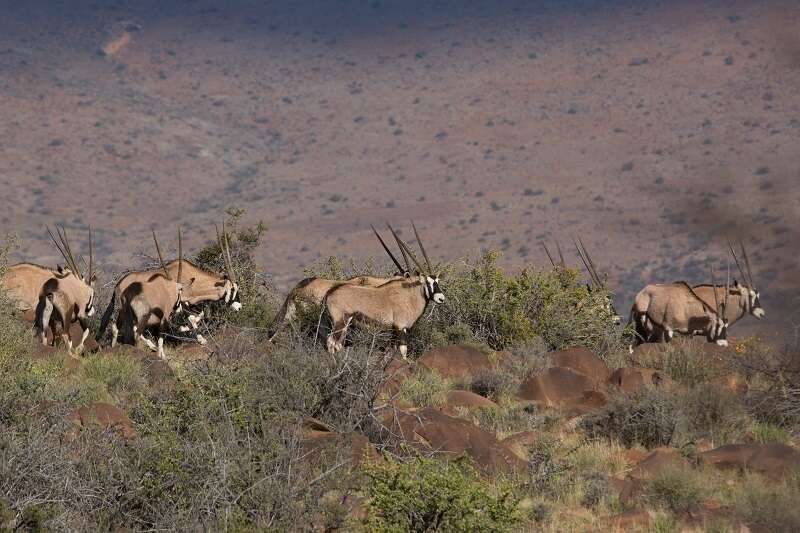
xmin=116 ymin=230 xmax=193 ymax=358
xmin=325 ymin=223 xmax=444 ymax=358
xmin=35 ymin=227 xmax=97 ymax=354
xmin=97 ymin=224 xmax=240 ymax=346
xmin=1 ymin=263 xmax=62 ymax=311
xmin=267 ymin=224 xmax=411 ymax=341
xmin=630 ymin=279 xmax=728 ymax=346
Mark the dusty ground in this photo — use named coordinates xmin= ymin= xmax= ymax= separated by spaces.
xmin=0 ymin=0 xmax=798 ymax=341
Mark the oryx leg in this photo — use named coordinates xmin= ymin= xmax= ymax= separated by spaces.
xmin=111 ymin=322 xmax=119 ymax=347
xmin=327 ymin=315 xmax=352 ymax=354
xmin=179 ymin=311 xmax=206 ymax=345
xmin=397 ymin=327 xmax=409 ymax=359
xmin=134 ymin=315 xmax=158 ymax=352
xmin=39 ymin=297 xmax=54 ymax=346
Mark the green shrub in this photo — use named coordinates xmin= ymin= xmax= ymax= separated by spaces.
xmin=364 ymin=455 xmax=521 ymax=532
xmin=750 ymin=421 xmax=790 ymax=444
xmin=581 ymin=389 xmax=681 ymax=448
xmin=735 ymin=474 xmax=800 ymax=531
xmin=644 ymin=465 xmax=704 ymax=513
xmin=399 ymin=371 xmax=451 ymax=408
xmin=474 ymin=404 xmax=541 ymax=436
xmin=469 ymin=369 xmax=516 ymax=402
xmin=632 ymin=338 xmax=724 ymax=387
xmin=679 ymin=383 xmax=747 ymax=444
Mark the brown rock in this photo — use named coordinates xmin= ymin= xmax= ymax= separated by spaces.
xmin=444 ymin=389 xmax=497 ymax=412
xmin=66 ymin=402 xmax=136 ymax=440
xmin=302 ymin=432 xmax=378 ymax=469
xmin=562 ymin=389 xmax=608 ymax=416
xmin=699 ymin=444 xmax=759 ymax=470
xmin=518 ymin=367 xmax=596 ymax=406
xmin=629 ymin=447 xmax=689 ymax=480
xmin=384 ymin=407 xmax=527 ymax=475
xmin=101 ymin=345 xmax=175 ymax=390
xmin=607 ymin=367 xmax=671 ymax=393
xmin=747 ymin=443 xmax=800 ymax=480
xmin=624 ymin=448 xmax=649 ymax=465
xmin=417 ymin=344 xmax=495 ymax=379
xmin=378 ymin=356 xmax=412 ymax=397
xmin=550 ymin=346 xmax=610 ymax=384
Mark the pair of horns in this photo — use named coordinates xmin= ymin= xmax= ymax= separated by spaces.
xmin=152 ymin=228 xmax=182 ymax=282
xmin=709 ymin=262 xmax=731 ymax=321
xmin=541 ymin=239 xmax=566 ymax=269
xmin=728 ymin=239 xmax=755 ymax=289
xmin=47 ymin=225 xmax=92 ymax=282
xmin=574 ymin=237 xmax=604 ymax=288
xmin=215 ymin=221 xmax=237 ymax=283
xmin=372 ymin=221 xmax=434 ymax=276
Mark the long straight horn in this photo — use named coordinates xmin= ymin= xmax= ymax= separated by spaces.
xmin=573 ymin=238 xmax=594 ymax=285
xmin=410 ymin=220 xmax=433 ymax=274
xmin=177 ymin=227 xmax=183 ymax=283
xmin=388 ymin=223 xmax=425 ymax=274
xmin=88 ymin=226 xmax=93 ymax=282
xmin=710 ymin=263 xmax=721 ymax=316
xmin=58 ymin=225 xmax=82 ymax=279
xmin=541 ymin=242 xmax=556 ymax=268
xmin=372 ymin=224 xmax=404 ymax=274
xmin=388 ymin=223 xmax=411 ymax=274
xmin=152 ymin=230 xmax=171 ymax=280
xmin=579 ymin=237 xmax=603 ymax=287
xmin=47 ymin=226 xmax=71 ymax=271
xmin=216 ymin=223 xmax=233 ymax=282
xmin=222 ymin=221 xmax=236 ymax=283
xmin=555 ymin=239 xmax=566 ymax=268
xmin=727 ymin=239 xmax=747 ymax=284
xmin=724 ymin=260 xmax=731 ymax=321
xmin=739 ymin=240 xmax=755 ymax=288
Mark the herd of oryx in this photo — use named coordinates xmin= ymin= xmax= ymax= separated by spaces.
xmin=0 ymin=220 xmax=764 ymax=359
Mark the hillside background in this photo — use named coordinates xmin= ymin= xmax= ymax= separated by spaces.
xmin=1 ymin=0 xmax=798 ymax=341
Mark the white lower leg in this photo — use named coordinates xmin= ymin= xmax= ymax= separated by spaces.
xmin=77 ymin=328 xmax=90 ymax=353
xmin=157 ymin=337 xmax=165 ymax=359
xmin=111 ymin=323 xmax=119 ymax=347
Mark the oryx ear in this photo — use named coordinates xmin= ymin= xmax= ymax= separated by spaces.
xmin=403 ymin=271 xmax=411 ymax=279
xmin=185 ymin=277 xmax=196 ymax=288
xmin=222 ymin=272 xmax=230 ymax=280
xmin=57 ymin=264 xmax=65 ymax=274
xmin=90 ymin=273 xmax=97 ymax=283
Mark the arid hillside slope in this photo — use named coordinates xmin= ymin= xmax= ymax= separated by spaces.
xmin=0 ymin=0 xmax=798 ymax=339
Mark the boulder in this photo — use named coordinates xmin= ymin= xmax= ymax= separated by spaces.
xmin=607 ymin=367 xmax=671 ymax=393
xmin=602 ymin=509 xmax=651 ymax=530
xmin=629 ymin=447 xmax=689 ymax=480
xmin=382 ymin=407 xmax=527 ymax=475
xmin=417 ymin=345 xmax=495 ymax=379
xmin=561 ymin=389 xmax=608 ymax=416
xmin=700 ymin=443 xmax=800 ymax=480
xmin=699 ymin=444 xmax=759 ymax=470
xmin=550 ymin=346 xmax=610 ymax=385
xmin=378 ymin=356 xmax=412 ymax=397
xmin=66 ymin=402 xmax=136 ymax=440
xmin=518 ymin=367 xmax=596 ymax=406
xmin=301 ymin=431 xmax=378 ymax=469
xmin=444 ymin=390 xmax=497 ymax=412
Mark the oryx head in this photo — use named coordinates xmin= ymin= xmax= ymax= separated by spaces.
xmin=574 ymin=237 xmax=621 ymax=325
xmin=216 ymin=221 xmax=241 ymax=311
xmin=387 ymin=221 xmax=445 ymax=304
xmin=47 ymin=225 xmax=97 ymax=317
xmin=153 ymin=228 xmax=195 ymax=315
xmin=728 ymin=239 xmax=764 ymax=319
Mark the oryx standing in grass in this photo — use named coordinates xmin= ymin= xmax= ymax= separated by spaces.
xmin=1 ymin=262 xmax=66 ymax=312
xmin=325 ymin=222 xmax=444 ymax=358
xmin=117 ymin=229 xmax=194 ymax=358
xmin=691 ymin=240 xmax=764 ymax=326
xmin=97 ymin=223 xmax=240 ymax=346
xmin=266 ymin=224 xmax=410 ymax=341
xmin=35 ymin=226 xmax=97 ymax=353
xmin=630 ymin=266 xmax=730 ymax=347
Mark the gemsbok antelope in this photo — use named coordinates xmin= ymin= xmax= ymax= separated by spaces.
xmin=691 ymin=240 xmax=764 ymax=326
xmin=630 ymin=266 xmax=730 ymax=347
xmin=97 ymin=223 xmax=240 ymax=346
xmin=325 ymin=222 xmax=444 ymax=358
xmin=573 ymin=238 xmax=622 ymax=325
xmin=116 ymin=229 xmax=194 ymax=358
xmin=35 ymin=226 xmax=97 ymax=353
xmin=1 ymin=262 xmax=66 ymax=312
xmin=266 ymin=224 xmax=410 ymax=341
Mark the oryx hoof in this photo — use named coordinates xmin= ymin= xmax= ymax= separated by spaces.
xmin=179 ymin=326 xmax=190 ymax=333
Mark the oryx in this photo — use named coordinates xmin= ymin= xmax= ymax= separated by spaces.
xmin=1 ymin=262 xmax=66 ymax=312
xmin=630 ymin=266 xmax=730 ymax=347
xmin=573 ymin=238 xmax=622 ymax=325
xmin=116 ymin=229 xmax=194 ymax=359
xmin=266 ymin=224 xmax=410 ymax=341
xmin=96 ymin=223 xmax=240 ymax=346
xmin=691 ymin=240 xmax=764 ymax=326
xmin=325 ymin=222 xmax=444 ymax=358
xmin=35 ymin=226 xmax=97 ymax=353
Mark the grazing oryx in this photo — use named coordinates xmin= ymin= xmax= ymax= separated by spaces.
xmin=97 ymin=223 xmax=240 ymax=346
xmin=325 ymin=222 xmax=444 ymax=358
xmin=266 ymin=224 xmax=410 ymax=341
xmin=35 ymin=226 xmax=97 ymax=353
xmin=117 ymin=230 xmax=193 ymax=358
xmin=630 ymin=266 xmax=730 ymax=347
xmin=691 ymin=240 xmax=764 ymax=326
xmin=1 ymin=263 xmax=66 ymax=312
xmin=573 ymin=238 xmax=622 ymax=325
